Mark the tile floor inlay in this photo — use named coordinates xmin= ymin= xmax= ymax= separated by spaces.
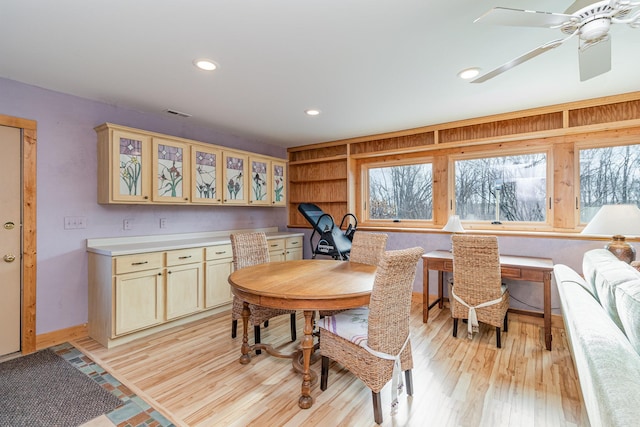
xmin=51 ymin=343 xmax=174 ymax=427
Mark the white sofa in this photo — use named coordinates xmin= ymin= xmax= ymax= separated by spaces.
xmin=554 ymin=249 xmax=640 ymax=427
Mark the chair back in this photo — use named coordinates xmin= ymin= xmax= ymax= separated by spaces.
xmin=349 ymin=232 xmax=388 ymax=266
xmin=230 ymin=232 xmax=270 ymax=270
xmin=451 ymin=234 xmax=502 ymax=305
xmin=367 ymin=247 xmax=424 ymax=354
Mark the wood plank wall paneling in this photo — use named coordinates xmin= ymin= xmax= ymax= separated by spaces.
xmin=287 ymin=91 xmax=640 ymax=230
xmin=438 ymin=112 xmax=564 ymax=144
xmin=289 ymin=144 xmax=347 ymax=162
xmin=289 ymin=181 xmax=347 ymax=203
xmin=350 ymin=133 xmax=435 ymax=155
xmin=568 ymin=99 xmax=640 ymax=127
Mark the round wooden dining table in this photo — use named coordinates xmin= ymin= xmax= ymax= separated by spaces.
xmin=228 ymin=259 xmax=377 ymax=409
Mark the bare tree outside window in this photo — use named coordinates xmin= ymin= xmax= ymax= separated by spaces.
xmin=368 ymin=163 xmax=433 ymax=220
xmin=454 ymin=153 xmax=547 ymax=222
xmin=580 ymin=144 xmax=640 ymax=223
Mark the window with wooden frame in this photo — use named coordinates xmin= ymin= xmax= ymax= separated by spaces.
xmin=577 ymin=140 xmax=640 ymax=224
xmin=361 ymin=158 xmax=434 ymax=226
xmin=450 ymin=147 xmax=552 ymax=229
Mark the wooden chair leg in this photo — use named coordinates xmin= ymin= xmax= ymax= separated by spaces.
xmin=404 ymin=370 xmax=413 ymax=396
xmin=504 ymin=312 xmax=508 ymax=332
xmin=372 ymin=391 xmax=383 ymax=424
xmin=496 ymin=326 xmax=501 ymax=348
xmin=254 ymin=325 xmax=262 ymax=355
xmin=453 ymin=318 xmax=458 ymax=337
xmin=290 ymin=312 xmax=297 ymax=341
xmin=320 ymin=356 xmax=329 ymax=391
xmin=231 ymin=319 xmax=237 ymax=338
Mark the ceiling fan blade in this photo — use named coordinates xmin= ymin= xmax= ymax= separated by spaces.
xmin=565 ymin=0 xmax=613 ymax=15
xmin=471 ymin=36 xmax=572 ymax=83
xmin=579 ymin=35 xmax=612 ymax=81
xmin=474 ymin=7 xmax=574 ymax=28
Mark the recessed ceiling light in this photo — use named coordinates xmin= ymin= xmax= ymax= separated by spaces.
xmin=305 ymin=109 xmax=321 ymax=116
xmin=194 ymin=59 xmax=218 ymax=71
xmin=458 ymin=68 xmax=480 ymax=80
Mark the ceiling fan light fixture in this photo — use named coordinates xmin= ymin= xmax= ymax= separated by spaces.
xmin=193 ymin=59 xmax=218 ymax=71
xmin=458 ymin=68 xmax=480 ymax=80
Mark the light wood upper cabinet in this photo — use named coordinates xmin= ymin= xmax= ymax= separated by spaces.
xmin=96 ymin=123 xmax=286 ymax=206
xmin=272 ymin=160 xmax=287 ymax=207
xmin=97 ymin=125 xmax=152 ymax=203
xmin=249 ymin=156 xmax=271 ymax=206
xmin=222 ymin=151 xmax=248 ymax=205
xmin=191 ymin=146 xmax=222 ymax=204
xmin=152 ymin=138 xmax=190 ymax=203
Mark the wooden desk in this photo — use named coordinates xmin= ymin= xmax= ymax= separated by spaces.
xmin=228 ymin=259 xmax=376 ymax=409
xmin=422 ymin=250 xmax=554 ymax=350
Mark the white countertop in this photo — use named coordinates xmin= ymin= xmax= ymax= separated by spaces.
xmin=86 ymin=228 xmax=304 ymax=256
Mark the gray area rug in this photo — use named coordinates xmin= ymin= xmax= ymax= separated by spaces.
xmin=0 ymin=348 xmax=122 ymax=427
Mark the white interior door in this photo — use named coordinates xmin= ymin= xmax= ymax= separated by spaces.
xmin=0 ymin=125 xmax=21 ymax=356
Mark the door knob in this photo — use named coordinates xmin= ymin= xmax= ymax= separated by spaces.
xmin=4 ymin=254 xmax=16 ymax=263
xmin=4 ymin=222 xmax=14 ymax=230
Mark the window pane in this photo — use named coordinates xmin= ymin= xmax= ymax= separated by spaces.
xmin=579 ymin=144 xmax=640 ymax=223
xmin=454 ymin=153 xmax=547 ymax=222
xmin=368 ymin=163 xmax=433 ymax=220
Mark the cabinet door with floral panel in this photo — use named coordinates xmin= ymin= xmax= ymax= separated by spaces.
xmin=191 ymin=146 xmax=222 ymax=204
xmin=152 ymin=138 xmax=190 ymax=203
xmin=249 ymin=156 xmax=271 ymax=205
xmin=272 ymin=160 xmax=287 ymax=206
xmin=222 ymin=151 xmax=248 ymax=204
xmin=111 ymin=129 xmax=151 ymax=202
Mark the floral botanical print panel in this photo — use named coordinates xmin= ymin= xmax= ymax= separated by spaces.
xmin=273 ymin=164 xmax=284 ymax=202
xmin=251 ymin=160 xmax=268 ymax=201
xmin=119 ymin=137 xmax=143 ymax=196
xmin=226 ymin=156 xmax=244 ymax=200
xmin=157 ymin=144 xmax=183 ymax=198
xmin=195 ymin=151 xmax=217 ymax=200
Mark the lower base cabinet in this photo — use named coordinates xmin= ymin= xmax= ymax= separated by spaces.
xmin=87 ymin=232 xmax=303 ymax=348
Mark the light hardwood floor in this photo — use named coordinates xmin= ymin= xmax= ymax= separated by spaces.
xmin=73 ymin=299 xmax=589 ymax=427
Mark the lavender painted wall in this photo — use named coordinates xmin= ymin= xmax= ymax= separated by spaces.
xmin=0 ymin=77 xmax=288 ymax=335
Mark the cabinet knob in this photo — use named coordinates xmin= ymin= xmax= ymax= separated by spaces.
xmin=4 ymin=254 xmax=16 ymax=263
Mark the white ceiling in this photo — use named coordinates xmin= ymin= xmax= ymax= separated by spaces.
xmin=2 ymin=1 xmax=639 ymax=148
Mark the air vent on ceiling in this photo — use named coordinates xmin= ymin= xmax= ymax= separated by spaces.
xmin=165 ymin=109 xmax=192 ymax=118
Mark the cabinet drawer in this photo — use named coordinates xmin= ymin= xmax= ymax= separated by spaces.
xmin=286 ymin=236 xmax=303 ymax=248
xmin=267 ymin=238 xmax=285 ymax=252
xmin=166 ymin=248 xmax=203 ymax=266
xmin=115 ymin=252 xmax=163 ymax=275
xmin=206 ymin=244 xmax=233 ymax=260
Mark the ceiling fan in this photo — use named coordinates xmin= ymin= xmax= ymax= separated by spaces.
xmin=471 ymin=0 xmax=640 ymax=83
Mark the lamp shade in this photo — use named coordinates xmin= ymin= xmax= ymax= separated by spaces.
xmin=443 ymin=215 xmax=465 ymax=233
xmin=581 ymin=204 xmax=640 ymax=236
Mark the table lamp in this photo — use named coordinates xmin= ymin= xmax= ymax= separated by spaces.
xmin=443 ymin=215 xmax=465 ymax=233
xmin=443 ymin=215 xmax=464 ymax=251
xmin=581 ymin=204 xmax=640 ymax=263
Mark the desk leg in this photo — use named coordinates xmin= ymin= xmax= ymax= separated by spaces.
xmin=299 ymin=310 xmax=314 ymax=409
xmin=544 ymin=272 xmax=552 ymax=351
xmin=423 ymin=261 xmax=429 ymax=323
xmin=438 ymin=271 xmax=444 ymax=309
xmin=239 ymin=302 xmax=251 ymax=365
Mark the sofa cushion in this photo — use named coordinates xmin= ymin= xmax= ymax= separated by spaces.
xmin=582 ymin=249 xmax=619 ymax=301
xmin=590 ymin=254 xmax=640 ymax=331
xmin=556 ymin=272 xmax=640 ymax=427
xmin=615 ymin=280 xmax=640 ymax=356
xmin=553 ymin=264 xmax=597 ymax=301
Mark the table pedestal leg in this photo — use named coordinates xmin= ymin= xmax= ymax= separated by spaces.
xmin=298 ymin=310 xmax=314 ymax=409
xmin=239 ymin=301 xmax=251 ymax=365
